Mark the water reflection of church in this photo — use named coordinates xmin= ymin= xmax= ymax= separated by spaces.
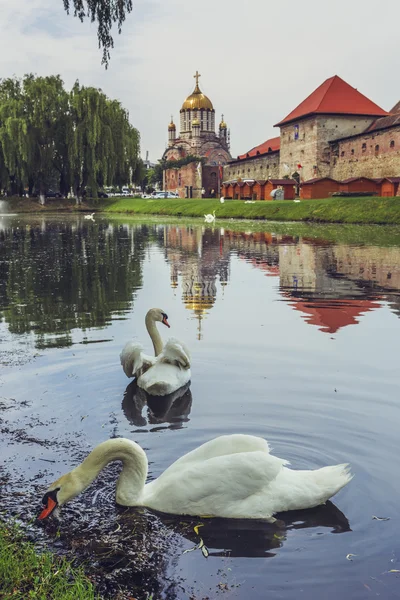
xmin=159 ymin=224 xmax=400 ymax=336
xmin=162 ymin=226 xmax=230 ymax=339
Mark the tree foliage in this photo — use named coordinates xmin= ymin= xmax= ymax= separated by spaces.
xmin=63 ymin=0 xmax=133 ymax=66
xmin=0 ymin=74 xmax=140 ymax=203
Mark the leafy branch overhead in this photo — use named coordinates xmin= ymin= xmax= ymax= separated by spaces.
xmin=63 ymin=0 xmax=133 ymax=66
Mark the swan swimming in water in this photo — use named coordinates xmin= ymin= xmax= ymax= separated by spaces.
xmin=204 ymin=210 xmax=216 ymax=223
xmin=120 ymin=308 xmax=191 ymax=396
xmin=84 ymin=213 xmax=95 ymax=220
xmin=37 ymin=434 xmax=353 ymax=522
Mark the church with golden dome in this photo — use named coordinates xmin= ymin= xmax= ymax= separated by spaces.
xmin=163 ymin=71 xmax=232 ymax=198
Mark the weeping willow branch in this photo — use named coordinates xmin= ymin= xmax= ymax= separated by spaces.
xmin=63 ymin=0 xmax=133 ymax=67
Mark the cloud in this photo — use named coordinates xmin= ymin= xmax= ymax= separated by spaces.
xmin=0 ymin=0 xmax=399 ymax=161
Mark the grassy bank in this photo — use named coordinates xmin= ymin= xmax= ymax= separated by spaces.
xmin=101 ymin=196 xmax=400 ymax=224
xmin=2 ymin=195 xmax=400 ymax=224
xmin=0 ymin=521 xmax=97 ymax=599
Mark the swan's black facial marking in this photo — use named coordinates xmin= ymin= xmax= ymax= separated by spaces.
xmin=161 ymin=312 xmax=170 ymax=328
xmin=38 ymin=487 xmax=60 ymax=520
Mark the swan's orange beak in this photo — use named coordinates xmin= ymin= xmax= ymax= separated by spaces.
xmin=162 ymin=316 xmax=170 ymax=328
xmin=38 ymin=496 xmax=57 ymax=520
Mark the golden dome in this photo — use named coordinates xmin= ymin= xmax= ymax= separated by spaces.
xmin=181 ymin=84 xmax=214 ymax=111
xmin=219 ymin=120 xmax=227 ymax=129
xmin=192 ymin=118 xmax=200 ymax=126
xmin=168 ymin=118 xmax=176 ymax=131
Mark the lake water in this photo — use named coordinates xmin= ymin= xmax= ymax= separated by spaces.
xmin=1 ymin=214 xmax=400 ymax=599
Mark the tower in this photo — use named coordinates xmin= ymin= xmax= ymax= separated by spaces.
xmin=219 ymin=114 xmax=228 ymax=145
xmin=163 ymin=71 xmax=232 ymax=198
xmin=168 ymin=116 xmax=176 ymax=146
xmin=179 ymin=71 xmax=215 ymax=138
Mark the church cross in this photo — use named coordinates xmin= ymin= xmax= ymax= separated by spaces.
xmin=194 ymin=70 xmax=201 ymax=86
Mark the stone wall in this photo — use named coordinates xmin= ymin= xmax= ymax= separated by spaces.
xmin=164 ymin=162 xmax=202 ymax=197
xmin=278 ymin=115 xmax=375 ymax=181
xmin=330 ymin=125 xmax=400 ymax=180
xmin=223 ymin=152 xmax=280 ymax=182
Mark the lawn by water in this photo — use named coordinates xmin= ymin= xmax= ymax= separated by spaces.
xmin=3 ymin=195 xmax=400 ymax=224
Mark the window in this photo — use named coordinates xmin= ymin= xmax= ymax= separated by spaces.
xmin=362 ymin=143 xmax=367 ymax=153
xmin=341 ymin=151 xmax=345 ymax=157
xmin=351 ymin=149 xmax=355 ymax=155
xmin=294 ymin=124 xmax=299 ymax=140
xmin=375 ymin=144 xmax=379 ymax=156
xmin=390 ymin=140 xmax=395 ymax=148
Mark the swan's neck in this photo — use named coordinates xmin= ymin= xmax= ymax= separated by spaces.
xmin=145 ymin=312 xmax=163 ymax=356
xmin=73 ymin=439 xmax=148 ymax=506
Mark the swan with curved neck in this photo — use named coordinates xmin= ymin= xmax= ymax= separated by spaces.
xmin=120 ymin=308 xmax=191 ymax=396
xmin=38 ymin=435 xmax=352 ymax=522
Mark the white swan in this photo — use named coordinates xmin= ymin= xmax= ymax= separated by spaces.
xmin=220 ymin=197 xmax=225 ymax=203
xmin=37 ymin=434 xmax=353 ymax=522
xmin=204 ymin=210 xmax=216 ymax=223
xmin=120 ymin=308 xmax=191 ymax=396
xmin=293 ymin=199 xmax=301 ymax=203
xmin=84 ymin=213 xmax=95 ymax=220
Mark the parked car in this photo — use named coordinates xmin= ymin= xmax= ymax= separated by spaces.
xmin=45 ymin=190 xmax=62 ymax=198
xmin=82 ymin=188 xmax=108 ymax=198
xmin=154 ymin=191 xmax=179 ymax=199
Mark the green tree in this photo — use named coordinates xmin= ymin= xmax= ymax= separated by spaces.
xmin=23 ymin=75 xmax=69 ymax=204
xmin=63 ymin=0 xmax=133 ymax=66
xmin=69 ymin=82 xmax=140 ymax=203
xmin=0 ymin=75 xmax=141 ymax=202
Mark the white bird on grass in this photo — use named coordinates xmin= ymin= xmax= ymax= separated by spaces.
xmin=220 ymin=197 xmax=225 ymax=203
xmin=293 ymin=200 xmax=301 ymax=203
xmin=37 ymin=434 xmax=353 ymax=523
xmin=204 ymin=210 xmax=216 ymax=223
xmin=84 ymin=213 xmax=95 ymax=220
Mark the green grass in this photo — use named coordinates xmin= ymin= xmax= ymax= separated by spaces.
xmin=100 ymin=196 xmax=400 ymax=225
xmin=3 ymin=195 xmax=400 ymax=225
xmin=0 ymin=521 xmax=98 ymax=600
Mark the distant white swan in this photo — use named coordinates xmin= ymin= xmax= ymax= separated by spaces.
xmin=120 ymin=308 xmax=191 ymax=396
xmin=84 ymin=213 xmax=95 ymax=220
xmin=244 ymin=201 xmax=255 ymax=204
xmin=293 ymin=199 xmax=301 ymax=203
xmin=220 ymin=197 xmax=225 ymax=203
xmin=38 ymin=434 xmax=353 ymax=522
xmin=204 ymin=210 xmax=216 ymax=223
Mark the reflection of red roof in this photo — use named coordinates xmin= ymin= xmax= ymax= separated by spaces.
xmin=284 ymin=296 xmax=381 ymax=333
xmin=275 ymin=75 xmax=388 ymax=126
xmin=238 ymin=136 xmax=280 ymax=160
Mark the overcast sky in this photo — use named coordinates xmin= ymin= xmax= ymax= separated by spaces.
xmin=1 ymin=0 xmax=399 ymax=162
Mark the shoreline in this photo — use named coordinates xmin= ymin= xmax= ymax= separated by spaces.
xmin=2 ymin=196 xmax=400 ymax=225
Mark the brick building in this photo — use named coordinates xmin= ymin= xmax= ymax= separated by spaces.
xmin=223 ymin=75 xmax=400 ymax=198
xmin=163 ymin=71 xmax=231 ymax=198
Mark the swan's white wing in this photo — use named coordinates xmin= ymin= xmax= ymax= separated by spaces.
xmin=144 ymin=449 xmax=287 ymax=518
xmin=120 ymin=342 xmax=155 ymax=378
xmin=159 ymin=337 xmax=191 ymax=369
xmin=166 ymin=434 xmax=279 ymax=471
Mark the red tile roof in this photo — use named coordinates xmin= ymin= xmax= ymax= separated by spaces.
xmin=302 ymin=177 xmax=339 ymax=184
xmin=275 ymin=76 xmax=388 ymax=127
xmin=364 ymin=99 xmax=400 ymax=133
xmin=268 ymin=179 xmax=297 ymax=185
xmin=238 ymin=136 xmax=280 ymax=160
xmin=341 ymin=177 xmax=377 ymax=183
